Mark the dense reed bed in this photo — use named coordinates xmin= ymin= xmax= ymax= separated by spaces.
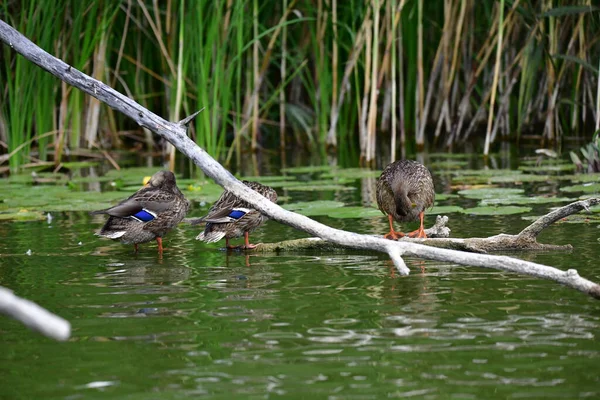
xmin=1 ymin=1 xmax=599 ymax=171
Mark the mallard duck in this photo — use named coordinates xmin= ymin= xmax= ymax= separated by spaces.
xmin=191 ymin=181 xmax=278 ymax=249
xmin=92 ymin=170 xmax=190 ymax=253
xmin=376 ymin=160 xmax=435 ymax=239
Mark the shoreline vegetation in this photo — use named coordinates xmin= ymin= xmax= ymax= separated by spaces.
xmin=1 ymin=1 xmax=599 ymax=173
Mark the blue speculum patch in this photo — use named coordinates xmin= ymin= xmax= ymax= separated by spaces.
xmin=133 ymin=209 xmax=156 ymax=222
xmin=228 ymin=210 xmax=246 ymax=219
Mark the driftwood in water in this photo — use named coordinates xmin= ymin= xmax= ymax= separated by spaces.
xmin=1 ymin=19 xmax=599 ymax=303
xmin=256 ymin=200 xmax=597 ymax=253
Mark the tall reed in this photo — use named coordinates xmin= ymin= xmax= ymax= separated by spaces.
xmin=1 ymin=0 xmax=599 ymax=171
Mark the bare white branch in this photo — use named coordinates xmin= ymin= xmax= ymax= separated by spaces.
xmin=0 ymin=287 xmax=71 ymax=341
xmin=1 ymin=19 xmax=599 ymax=300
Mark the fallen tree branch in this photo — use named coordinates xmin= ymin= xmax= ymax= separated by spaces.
xmin=256 ymin=199 xmax=597 ymax=253
xmin=255 ymin=215 xmax=451 ymax=251
xmin=1 ymin=19 xmax=599 ymax=300
xmin=0 ymin=287 xmax=71 ymax=341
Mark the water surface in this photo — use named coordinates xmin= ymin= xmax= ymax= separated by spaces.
xmin=1 ymin=161 xmax=599 ymax=399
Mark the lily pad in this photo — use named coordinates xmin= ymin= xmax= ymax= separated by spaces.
xmin=518 ymin=164 xmax=576 ymax=173
xmin=429 ymin=153 xmax=472 ymax=159
xmin=558 ymin=173 xmax=600 ymax=183
xmin=459 ymin=206 xmax=532 ymax=216
xmin=560 ymin=183 xmax=600 ymax=194
xmin=434 ymin=193 xmax=459 ymax=201
xmin=488 ymin=174 xmax=553 ymax=184
xmin=321 ymin=168 xmax=381 ymax=179
xmin=480 ymin=196 xmax=573 ymax=206
xmin=282 ymin=200 xmax=346 ymax=216
xmin=267 ymin=180 xmax=355 ymax=191
xmin=242 ymin=176 xmax=294 ymax=183
xmin=326 ymin=206 xmax=383 ymax=219
xmin=430 ymin=205 xmax=464 ymax=214
xmin=280 ymin=165 xmax=332 ymax=174
xmin=457 ymin=187 xmax=525 ymax=199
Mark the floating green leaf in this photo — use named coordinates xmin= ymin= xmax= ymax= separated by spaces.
xmin=429 ymin=160 xmax=469 ymax=170
xmin=518 ymin=164 xmax=576 ymax=173
xmin=280 ymin=165 xmax=332 ymax=174
xmin=460 ymin=206 xmax=532 ymax=215
xmin=321 ymin=168 xmax=381 ymax=179
xmin=560 ymin=183 xmax=600 ymax=194
xmin=282 ymin=200 xmax=346 ymax=216
xmin=430 ymin=205 xmax=464 ymax=214
xmin=242 ymin=175 xmax=294 ymax=183
xmin=434 ymin=193 xmax=459 ymax=201
xmin=458 ymin=187 xmax=525 ymax=199
xmin=480 ymin=196 xmax=573 ymax=206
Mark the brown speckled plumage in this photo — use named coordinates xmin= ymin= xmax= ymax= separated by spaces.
xmin=92 ymin=170 xmax=189 ymax=253
xmin=190 ymin=181 xmax=278 ymax=249
xmin=376 ymin=160 xmax=434 ymax=239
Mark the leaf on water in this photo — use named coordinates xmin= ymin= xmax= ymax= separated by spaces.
xmin=326 ymin=206 xmax=383 ymax=219
xmin=460 ymin=206 xmax=532 ymax=216
xmin=282 ymin=200 xmax=346 ymax=216
xmin=452 ymin=169 xmax=515 ymax=176
xmin=480 ymin=196 xmax=574 ymax=206
xmin=242 ymin=176 xmax=293 ymax=182
xmin=558 ymin=173 xmax=600 ymax=183
xmin=518 ymin=164 xmax=576 ymax=173
xmin=283 ymin=200 xmax=382 ymax=219
xmin=560 ymin=183 xmax=600 ymax=194
xmin=430 ymin=205 xmax=464 ymax=214
xmin=280 ymin=165 xmax=332 ymax=174
xmin=267 ymin=180 xmax=356 ymax=191
xmin=428 ymin=154 xmax=472 ymax=160
xmin=321 ymin=168 xmax=382 ymax=180
xmin=434 ymin=193 xmax=459 ymax=201
xmin=488 ymin=174 xmax=553 ymax=183
xmin=429 ymin=160 xmax=469 ymax=170
xmin=458 ymin=187 xmax=525 ymax=199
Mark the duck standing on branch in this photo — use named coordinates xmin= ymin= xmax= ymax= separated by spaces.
xmin=376 ymin=160 xmax=435 ymax=240
xmin=92 ymin=170 xmax=189 ymax=253
xmin=191 ymin=181 xmax=278 ymax=250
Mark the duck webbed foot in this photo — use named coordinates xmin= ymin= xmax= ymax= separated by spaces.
xmin=384 ymin=230 xmax=405 ymax=240
xmin=407 ymin=212 xmax=427 ymax=238
xmin=407 ymin=227 xmax=427 ymax=239
xmin=241 ymin=232 xmax=259 ymax=250
xmin=384 ymin=214 xmax=405 ymax=240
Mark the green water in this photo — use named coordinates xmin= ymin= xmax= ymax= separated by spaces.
xmin=1 ymin=163 xmax=600 ymax=399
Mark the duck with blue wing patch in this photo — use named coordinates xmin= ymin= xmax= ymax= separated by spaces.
xmin=92 ymin=170 xmax=190 ymax=253
xmin=190 ymin=181 xmax=277 ymax=249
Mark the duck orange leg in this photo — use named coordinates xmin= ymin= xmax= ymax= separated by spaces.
xmin=407 ymin=211 xmax=427 ymax=238
xmin=134 ymin=244 xmax=139 ymax=253
xmin=156 ymin=237 xmax=164 ymax=253
xmin=242 ymin=232 xmax=258 ymax=250
xmin=384 ymin=214 xmax=405 ymax=240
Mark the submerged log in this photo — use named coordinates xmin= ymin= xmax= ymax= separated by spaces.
xmin=1 ymin=19 xmax=599 ymax=301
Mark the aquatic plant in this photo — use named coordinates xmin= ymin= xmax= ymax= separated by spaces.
xmin=1 ymin=1 xmax=600 ymax=171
